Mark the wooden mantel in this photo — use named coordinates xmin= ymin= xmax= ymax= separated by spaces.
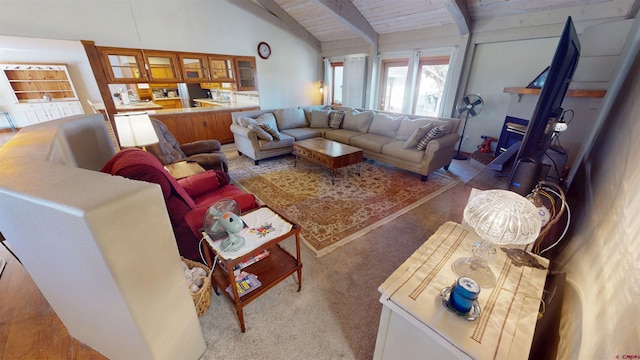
xmin=503 ymin=87 xmax=606 ymax=98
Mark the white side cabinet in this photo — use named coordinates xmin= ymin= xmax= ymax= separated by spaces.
xmin=0 ymin=63 xmax=84 ymax=128
xmin=374 ymin=221 xmax=548 ymax=360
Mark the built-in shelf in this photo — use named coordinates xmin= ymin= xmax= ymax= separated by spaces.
xmin=503 ymin=87 xmax=606 ymax=98
xmin=1 ymin=63 xmax=79 ymax=103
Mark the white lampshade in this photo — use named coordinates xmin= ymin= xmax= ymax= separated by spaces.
xmin=464 ymin=189 xmax=541 ymax=246
xmin=114 ymin=112 xmax=159 ymax=147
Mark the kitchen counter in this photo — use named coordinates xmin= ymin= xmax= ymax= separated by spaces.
xmin=94 ymin=101 xmax=163 ymax=112
xmin=148 ymin=101 xmax=259 ymax=115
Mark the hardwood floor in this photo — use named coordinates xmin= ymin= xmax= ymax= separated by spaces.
xmin=0 ymin=244 xmax=107 ymax=360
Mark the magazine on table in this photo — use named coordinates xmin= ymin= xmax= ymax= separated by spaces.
xmin=205 ymin=207 xmax=293 ymax=260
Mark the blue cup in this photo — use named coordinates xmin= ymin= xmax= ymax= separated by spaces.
xmin=449 ymin=277 xmax=480 ymax=313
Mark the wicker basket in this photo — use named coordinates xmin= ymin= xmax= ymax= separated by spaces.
xmin=182 ymin=257 xmax=212 ymax=317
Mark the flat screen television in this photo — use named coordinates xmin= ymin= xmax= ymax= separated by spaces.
xmin=509 ymin=16 xmax=581 ymax=195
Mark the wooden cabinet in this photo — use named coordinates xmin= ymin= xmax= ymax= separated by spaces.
xmin=214 ymin=110 xmax=234 ymax=143
xmin=234 ymin=56 xmax=257 ymax=91
xmin=143 ymin=50 xmax=182 ymax=82
xmin=178 ymin=53 xmax=209 ymax=83
xmin=1 ymin=63 xmax=79 ymax=103
xmin=97 ymin=47 xmax=148 ymax=83
xmin=152 ymin=113 xmax=195 ymax=144
xmin=208 ymin=55 xmax=234 ymax=82
xmin=191 ymin=110 xmax=234 ymax=144
xmin=153 ymin=109 xmax=246 ymax=145
xmin=190 ymin=112 xmax=219 ymax=141
xmin=154 ymin=98 xmax=183 ymax=109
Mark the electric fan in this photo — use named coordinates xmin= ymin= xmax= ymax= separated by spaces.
xmin=453 ymin=94 xmax=484 ymax=160
xmin=202 ymin=199 xmax=245 ymax=252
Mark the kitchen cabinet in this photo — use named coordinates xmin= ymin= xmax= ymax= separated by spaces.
xmin=178 ymin=53 xmax=209 ymax=83
xmin=136 ymin=84 xmax=153 ymax=101
xmin=1 ymin=63 xmax=79 ymax=103
xmin=152 ymin=113 xmax=195 ymax=144
xmin=97 ymin=47 xmax=148 ymax=83
xmin=234 ymin=56 xmax=257 ymax=91
xmin=143 ymin=50 xmax=182 ymax=82
xmin=154 ymin=98 xmax=183 ymax=109
xmin=191 ymin=110 xmax=234 ymax=144
xmin=190 ymin=113 xmax=219 ymax=141
xmin=214 ymin=110 xmax=235 ymax=143
xmin=208 ymin=55 xmax=234 ymax=82
xmin=153 ymin=109 xmax=253 ymax=145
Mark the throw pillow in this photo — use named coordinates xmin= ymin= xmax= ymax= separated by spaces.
xmin=238 ymin=116 xmax=258 ymax=128
xmin=248 ymin=124 xmax=273 ymax=141
xmin=368 ymin=113 xmax=405 ymax=137
xmin=274 ymin=107 xmax=307 ymax=130
xmin=309 ymin=110 xmax=330 ymax=128
xmin=259 ymin=122 xmax=282 ymax=141
xmin=395 ymin=118 xmax=433 ymax=140
xmin=403 ymin=123 xmax=433 ymax=149
xmin=329 ymin=111 xmax=344 ymax=129
xmin=255 ymin=113 xmax=279 ymax=131
xmin=342 ymin=110 xmax=374 ymax=132
xmin=417 ymin=125 xmax=447 ymax=151
xmin=178 ymin=170 xmax=227 ymax=198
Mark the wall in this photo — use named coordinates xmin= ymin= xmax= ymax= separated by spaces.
xmin=555 ymin=18 xmax=639 ymax=358
xmin=0 ymin=0 xmax=320 ymax=123
xmin=0 ymin=114 xmax=206 ymax=359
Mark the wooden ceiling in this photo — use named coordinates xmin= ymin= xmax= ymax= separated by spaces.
xmin=230 ymin=0 xmax=638 ymax=49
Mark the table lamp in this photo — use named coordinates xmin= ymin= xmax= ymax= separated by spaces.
xmin=114 ymin=112 xmax=159 ymax=150
xmin=453 ymin=189 xmax=541 ymax=288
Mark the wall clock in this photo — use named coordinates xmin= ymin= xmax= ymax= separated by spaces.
xmin=257 ymin=42 xmax=271 ymax=59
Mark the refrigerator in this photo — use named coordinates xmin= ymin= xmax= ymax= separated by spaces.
xmin=178 ymin=83 xmax=210 ymax=108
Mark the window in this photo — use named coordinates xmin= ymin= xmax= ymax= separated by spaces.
xmin=414 ymin=56 xmax=450 ymax=116
xmin=379 ymin=55 xmax=450 ymax=116
xmin=331 ymin=62 xmax=343 ymax=105
xmin=379 ymin=60 xmax=408 ymax=113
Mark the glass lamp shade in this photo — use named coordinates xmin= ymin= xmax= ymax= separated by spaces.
xmin=453 ymin=189 xmax=541 ymax=288
xmin=114 ymin=112 xmax=159 ymax=148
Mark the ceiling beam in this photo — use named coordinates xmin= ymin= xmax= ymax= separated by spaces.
xmin=442 ymin=0 xmax=471 ymax=35
xmin=226 ymin=0 xmax=321 ymax=52
xmin=315 ymin=0 xmax=378 ymax=45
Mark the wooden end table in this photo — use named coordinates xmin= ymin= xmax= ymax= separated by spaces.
xmin=292 ymin=138 xmax=363 ymax=184
xmin=164 ymin=160 xmax=205 ymax=179
xmin=206 ymin=205 xmax=302 ymax=332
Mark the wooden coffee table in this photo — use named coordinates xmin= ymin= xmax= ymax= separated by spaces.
xmin=292 ymin=138 xmax=363 ymax=184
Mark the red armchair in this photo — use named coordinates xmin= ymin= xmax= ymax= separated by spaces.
xmin=101 ymin=148 xmax=258 ymax=263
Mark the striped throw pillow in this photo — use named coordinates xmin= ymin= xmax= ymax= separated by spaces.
xmin=249 ymin=124 xmax=273 ymax=141
xmin=328 ymin=111 xmax=344 ymax=129
xmin=417 ymin=125 xmax=447 ymax=151
xmin=259 ymin=122 xmax=282 ymax=141
xmin=403 ymin=123 xmax=433 ymax=149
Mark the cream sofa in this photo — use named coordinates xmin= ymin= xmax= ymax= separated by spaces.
xmin=230 ymin=106 xmax=461 ymax=181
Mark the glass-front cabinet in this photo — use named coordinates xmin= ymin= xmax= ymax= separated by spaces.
xmin=178 ymin=53 xmax=209 ymax=83
xmin=98 ymin=47 xmax=148 ymax=83
xmin=234 ymin=56 xmax=257 ymax=91
xmin=143 ymin=50 xmax=181 ymax=82
xmin=208 ymin=55 xmax=234 ymax=82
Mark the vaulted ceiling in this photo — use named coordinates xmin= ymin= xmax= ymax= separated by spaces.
xmin=229 ymin=0 xmax=639 ymax=51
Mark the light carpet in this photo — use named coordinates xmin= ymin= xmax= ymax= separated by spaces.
xmin=228 ymin=153 xmax=459 ymax=256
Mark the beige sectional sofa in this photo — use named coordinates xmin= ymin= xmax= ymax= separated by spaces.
xmin=230 ymin=106 xmax=461 ymax=181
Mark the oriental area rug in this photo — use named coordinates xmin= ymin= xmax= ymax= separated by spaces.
xmin=228 ymin=153 xmax=459 ymax=257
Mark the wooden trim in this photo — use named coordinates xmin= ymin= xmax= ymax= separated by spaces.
xmin=82 ymin=40 xmax=119 ymax=145
xmin=503 ymin=87 xmax=606 ymax=98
